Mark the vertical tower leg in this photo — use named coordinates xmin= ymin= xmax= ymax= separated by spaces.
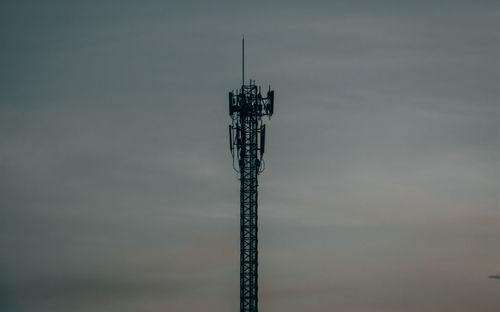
xmin=229 ymin=74 xmax=274 ymax=312
xmin=240 ymin=113 xmax=259 ymax=312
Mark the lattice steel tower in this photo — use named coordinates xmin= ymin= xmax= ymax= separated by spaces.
xmin=228 ymin=38 xmax=274 ymax=312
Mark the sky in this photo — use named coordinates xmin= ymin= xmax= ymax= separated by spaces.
xmin=0 ymin=0 xmax=499 ymax=311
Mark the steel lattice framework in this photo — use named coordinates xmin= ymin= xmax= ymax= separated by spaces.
xmin=228 ymin=46 xmax=274 ymax=312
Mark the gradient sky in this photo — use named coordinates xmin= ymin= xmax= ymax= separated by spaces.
xmin=1 ymin=1 xmax=499 ymax=311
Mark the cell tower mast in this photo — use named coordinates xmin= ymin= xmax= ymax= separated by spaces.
xmin=228 ymin=37 xmax=275 ymax=312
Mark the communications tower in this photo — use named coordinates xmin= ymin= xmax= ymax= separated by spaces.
xmin=228 ymin=38 xmax=275 ymax=312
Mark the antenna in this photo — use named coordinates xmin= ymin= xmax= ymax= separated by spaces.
xmin=242 ymin=35 xmax=245 ymax=85
xmin=227 ymin=39 xmax=275 ymax=312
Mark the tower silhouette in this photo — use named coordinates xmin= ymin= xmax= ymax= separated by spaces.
xmin=228 ymin=37 xmax=275 ymax=312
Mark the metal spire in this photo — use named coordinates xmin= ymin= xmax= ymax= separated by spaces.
xmin=242 ymin=35 xmax=245 ymax=85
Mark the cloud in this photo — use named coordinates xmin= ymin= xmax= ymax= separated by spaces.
xmin=0 ymin=0 xmax=499 ymax=311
